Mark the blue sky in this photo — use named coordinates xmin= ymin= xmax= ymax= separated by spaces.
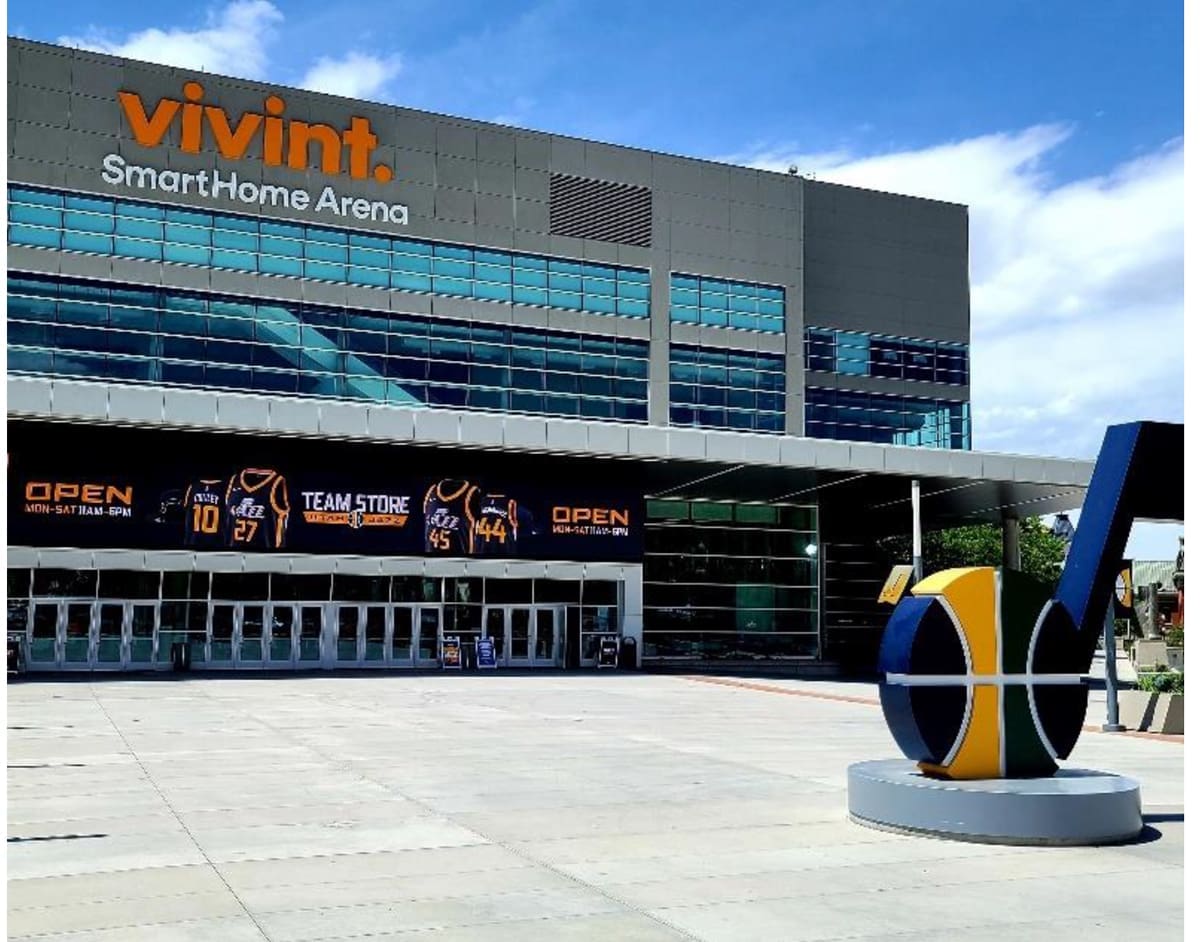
xmin=8 ymin=1 xmax=1185 ymax=558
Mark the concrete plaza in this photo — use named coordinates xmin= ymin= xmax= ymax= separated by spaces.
xmin=7 ymin=672 xmax=1184 ymax=941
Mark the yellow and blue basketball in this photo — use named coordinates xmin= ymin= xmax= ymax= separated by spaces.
xmin=878 ymin=566 xmax=1090 ymax=780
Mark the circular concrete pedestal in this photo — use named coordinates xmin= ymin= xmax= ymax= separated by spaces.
xmin=847 ymin=759 xmax=1142 ymax=846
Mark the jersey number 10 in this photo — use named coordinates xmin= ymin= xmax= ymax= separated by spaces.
xmin=191 ymin=504 xmax=220 ymax=534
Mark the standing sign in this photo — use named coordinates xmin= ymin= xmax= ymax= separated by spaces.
xmin=1114 ymin=558 xmax=1134 ymax=618
xmin=476 ymin=637 xmax=497 ymax=669
xmin=597 ymin=635 xmax=620 ymax=669
xmin=441 ymin=636 xmax=462 ymax=670
xmin=878 ymin=565 xmax=914 ymax=605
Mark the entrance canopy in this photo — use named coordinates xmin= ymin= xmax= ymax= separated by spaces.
xmin=8 ymin=377 xmax=1094 ymax=538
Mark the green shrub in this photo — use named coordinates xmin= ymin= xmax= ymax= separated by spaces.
xmin=1164 ymin=627 xmax=1184 ymax=648
xmin=1136 ymin=671 xmax=1184 ymax=695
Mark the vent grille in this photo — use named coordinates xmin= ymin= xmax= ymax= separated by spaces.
xmin=549 ymin=173 xmax=652 ymax=247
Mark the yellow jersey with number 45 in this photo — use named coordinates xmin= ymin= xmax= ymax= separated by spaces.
xmin=225 ymin=469 xmax=289 ymax=549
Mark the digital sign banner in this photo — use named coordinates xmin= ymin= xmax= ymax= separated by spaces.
xmin=9 ymin=461 xmax=643 ymax=563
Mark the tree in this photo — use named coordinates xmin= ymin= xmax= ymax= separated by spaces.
xmin=880 ymin=517 xmax=1066 ymax=588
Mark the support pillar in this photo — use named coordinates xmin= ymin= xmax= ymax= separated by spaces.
xmin=911 ymin=480 xmax=923 ymax=583
xmin=1002 ymin=513 xmax=1022 ymax=571
xmin=1103 ymin=599 xmax=1125 ymax=732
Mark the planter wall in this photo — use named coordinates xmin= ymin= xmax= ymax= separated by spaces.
xmin=1119 ymin=690 xmax=1184 ymax=734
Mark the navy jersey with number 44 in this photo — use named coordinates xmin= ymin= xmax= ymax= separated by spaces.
xmin=475 ymin=494 xmax=519 ymax=556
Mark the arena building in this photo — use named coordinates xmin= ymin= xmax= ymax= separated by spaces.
xmin=5 ymin=37 xmax=1093 ymax=674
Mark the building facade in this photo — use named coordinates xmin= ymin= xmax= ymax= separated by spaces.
xmin=6 ymin=38 xmax=1085 ymax=674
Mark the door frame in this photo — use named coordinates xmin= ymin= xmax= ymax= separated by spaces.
xmin=481 ymin=605 xmax=565 ymax=668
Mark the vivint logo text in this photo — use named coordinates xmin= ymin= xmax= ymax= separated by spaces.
xmin=100 ymin=81 xmax=408 ymax=224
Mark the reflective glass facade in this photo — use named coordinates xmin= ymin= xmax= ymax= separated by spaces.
xmin=669 ymin=273 xmax=785 ymax=333
xmin=7 ymin=274 xmax=650 ymax=421
xmin=8 ymin=186 xmax=652 ymax=319
xmin=669 ymin=345 xmax=786 ymax=434
xmin=643 ymin=500 xmax=820 ymax=659
xmin=805 ymin=387 xmax=971 ymax=449
xmin=805 ymin=327 xmax=968 ymax=386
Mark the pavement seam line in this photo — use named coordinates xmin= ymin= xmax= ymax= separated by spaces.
xmin=681 ymin=676 xmax=1185 ymax=743
xmin=232 ymin=687 xmax=704 ymax=942
xmin=88 ymin=682 xmax=275 ymax=942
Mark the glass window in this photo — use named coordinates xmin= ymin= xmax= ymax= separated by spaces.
xmin=10 ymin=185 xmax=651 ymax=320
xmin=671 ymin=273 xmax=785 ymax=333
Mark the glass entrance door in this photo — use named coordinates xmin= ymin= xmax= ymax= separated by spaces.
xmin=508 ymin=609 xmax=533 ymax=666
xmin=127 ymin=604 xmax=157 ymax=666
xmin=298 ymin=606 xmax=323 ymax=664
xmin=363 ymin=606 xmax=387 ymax=664
xmin=209 ymin=605 xmax=235 ymax=666
xmin=532 ymin=608 xmax=562 ymax=666
xmin=95 ymin=602 xmax=124 ymax=667
xmin=335 ymin=605 xmax=361 ymax=664
xmin=389 ymin=606 xmax=415 ymax=665
xmin=481 ymin=607 xmax=563 ymax=667
xmin=28 ymin=601 xmax=60 ymax=668
xmin=62 ymin=602 xmax=92 ymax=667
xmin=483 ymin=608 xmax=506 ymax=665
xmin=268 ymin=606 xmax=296 ymax=666
xmin=236 ymin=605 xmax=265 ymax=666
xmin=415 ymin=607 xmax=440 ymax=666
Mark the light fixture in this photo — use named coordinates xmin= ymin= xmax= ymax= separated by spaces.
xmin=805 ymin=543 xmax=818 ymax=557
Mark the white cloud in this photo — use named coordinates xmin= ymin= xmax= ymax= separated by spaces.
xmin=721 ymin=128 xmax=1184 ymax=462
xmin=299 ymin=52 xmax=402 ymax=100
xmin=59 ymin=0 xmax=283 ymax=79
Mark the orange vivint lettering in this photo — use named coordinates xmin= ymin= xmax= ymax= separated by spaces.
xmin=25 ymin=482 xmax=134 ymax=505
xmin=117 ymin=82 xmax=394 ymax=182
xmin=551 ymin=507 xmax=631 ymax=527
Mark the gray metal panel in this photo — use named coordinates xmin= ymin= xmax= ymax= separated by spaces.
xmin=335 ymin=557 xmax=384 ymax=576
xmin=436 ymin=122 xmax=476 ymax=159
xmin=216 ymin=394 xmax=272 ymax=431
xmin=7 ymin=376 xmax=53 ymax=415
xmin=108 ymin=385 xmax=164 ymax=425
xmin=667 ymin=429 xmax=707 ymax=460
xmin=502 ymin=415 xmax=548 ymax=450
xmin=459 ymin=413 xmax=505 ymax=447
xmin=38 ymin=549 xmax=95 ymax=570
xmin=506 ymin=194 xmax=549 ymax=231
xmin=92 ymin=549 xmax=149 ymax=571
xmin=153 ymin=551 xmax=200 ymax=572
xmin=586 ymin=422 xmax=630 ymax=456
xmin=413 ymin=410 xmax=461 ymax=445
xmin=52 ymin=380 xmax=108 ymax=421
xmin=318 ymin=401 xmax=371 ymax=437
xmin=201 ymin=552 xmax=248 ymax=573
xmin=544 ymin=418 xmax=588 ymax=452
xmin=367 ymin=406 xmax=417 ymax=443
xmin=514 ymin=134 xmax=551 ymax=171
xmin=629 ymin=425 xmax=669 ymax=456
xmin=7 ymin=547 xmax=39 ymax=568
xmin=162 ymin=388 xmax=220 ymax=427
xmin=269 ymin=398 xmax=321 ymax=436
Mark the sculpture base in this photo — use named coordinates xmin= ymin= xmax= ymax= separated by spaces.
xmin=847 ymin=759 xmax=1142 ymax=846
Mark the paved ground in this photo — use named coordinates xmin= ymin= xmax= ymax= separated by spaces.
xmin=7 ymin=672 xmax=1184 ymax=941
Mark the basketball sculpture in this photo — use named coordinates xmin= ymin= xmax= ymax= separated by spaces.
xmin=878 ymin=422 xmax=1183 ymax=780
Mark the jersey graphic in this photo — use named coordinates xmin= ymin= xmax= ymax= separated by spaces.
xmin=475 ymin=494 xmax=519 ymax=556
xmin=423 ymin=479 xmax=478 ymax=555
xmin=183 ymin=479 xmax=227 ymax=547
xmin=225 ymin=469 xmax=290 ymax=549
